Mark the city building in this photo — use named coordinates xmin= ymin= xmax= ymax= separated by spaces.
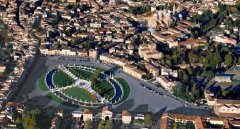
xmin=213 ymin=35 xmax=237 ymax=45
xmin=214 ymin=99 xmax=240 ymax=118
xmin=160 ymin=113 xmax=240 ymax=129
xmin=134 ymin=114 xmax=144 ymax=120
xmin=72 ymin=110 xmax=84 ymax=118
xmin=83 ymin=109 xmax=93 ymax=121
xmin=89 ymin=49 xmax=98 ymax=60
xmin=122 ymin=110 xmax=132 ymax=124
xmin=205 ymin=90 xmax=240 ymax=118
xmin=0 ymin=65 xmax=6 ymax=73
xmin=156 ymin=76 xmax=177 ymax=92
xmin=144 ymin=62 xmax=159 ymax=77
xmin=123 ymin=64 xmax=146 ymax=79
xmin=160 ymin=66 xmax=178 ymax=78
xmin=214 ymin=75 xmax=232 ymax=83
xmin=100 ymin=54 xmax=129 ymax=67
xmin=67 ymin=0 xmax=77 ymax=3
xmin=102 ymin=106 xmax=113 ymax=120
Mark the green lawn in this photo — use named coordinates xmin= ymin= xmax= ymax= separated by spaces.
xmin=69 ymin=68 xmax=93 ymax=80
xmin=46 ymin=93 xmax=79 ymax=107
xmin=53 ymin=69 xmax=74 ymax=87
xmin=95 ymin=80 xmax=115 ymax=99
xmin=63 ymin=87 xmax=98 ymax=103
xmin=92 ymin=67 xmax=105 ymax=72
xmin=116 ymin=78 xmax=130 ymax=103
xmin=37 ymin=71 xmax=80 ymax=107
xmin=38 ymin=72 xmax=49 ymax=92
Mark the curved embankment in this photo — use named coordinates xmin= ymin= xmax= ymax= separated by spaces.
xmin=109 ymin=79 xmax=123 ymax=104
xmin=46 ymin=69 xmax=57 ymax=89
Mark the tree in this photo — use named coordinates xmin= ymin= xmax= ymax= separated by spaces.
xmin=130 ymin=5 xmax=151 ymax=15
xmin=80 ymin=4 xmax=91 ymax=13
xmin=178 ymin=69 xmax=188 ymax=82
xmin=56 ymin=11 xmax=62 ymax=22
xmin=165 ymin=59 xmax=172 ymax=67
xmin=222 ymin=90 xmax=228 ymax=97
xmin=144 ymin=113 xmax=152 ymax=127
xmin=156 ymin=5 xmax=165 ymax=10
xmin=201 ymin=68 xmax=214 ymax=78
xmin=224 ymin=53 xmax=233 ymax=68
xmin=216 ymin=89 xmax=223 ymax=98
xmin=173 ymin=122 xmax=177 ymax=129
xmin=234 ymin=19 xmax=240 ymax=28
xmin=0 ymin=22 xmax=8 ymax=44
xmin=97 ymin=120 xmax=104 ymax=129
xmin=91 ymin=70 xmax=101 ymax=86
xmin=146 ymin=73 xmax=152 ymax=80
xmin=105 ymin=120 xmax=112 ymax=129
xmin=102 ymin=0 xmax=109 ymax=3
xmin=191 ymin=82 xmax=201 ymax=99
xmin=22 ymin=108 xmax=51 ymax=129
xmin=16 ymin=117 xmax=24 ymax=129
xmin=16 ymin=117 xmax=21 ymax=124
xmin=204 ymin=42 xmax=210 ymax=48
xmin=186 ymin=67 xmax=193 ymax=76
xmin=32 ymin=15 xmax=43 ymax=31
xmin=84 ymin=119 xmax=91 ymax=129
xmin=190 ymin=27 xmax=201 ymax=38
xmin=191 ymin=83 xmax=197 ymax=95
xmin=237 ymin=0 xmax=240 ymax=5
xmin=203 ymin=51 xmax=221 ymax=69
xmin=22 ymin=113 xmax=37 ymax=129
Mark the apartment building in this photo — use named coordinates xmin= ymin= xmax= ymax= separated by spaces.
xmin=123 ymin=64 xmax=145 ymax=79
xmin=100 ymin=55 xmax=129 ymax=67
xmin=156 ymin=76 xmax=177 ymax=92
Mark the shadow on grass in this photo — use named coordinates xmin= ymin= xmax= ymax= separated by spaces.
xmin=46 ymin=94 xmax=80 ymax=108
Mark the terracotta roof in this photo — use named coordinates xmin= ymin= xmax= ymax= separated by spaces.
xmin=122 ymin=110 xmax=131 ymax=116
xmin=215 ymin=112 xmax=240 ymax=118
xmin=178 ymin=38 xmax=206 ymax=46
xmin=5 ymin=102 xmax=24 ymax=109
xmin=124 ymin=64 xmax=145 ymax=75
xmin=223 ymin=119 xmax=231 ymax=129
xmin=102 ymin=106 xmax=109 ymax=112
xmin=159 ymin=117 xmax=170 ymax=129
xmin=194 ymin=117 xmax=204 ymax=129
xmin=166 ymin=113 xmax=196 ymax=121
xmin=229 ymin=120 xmax=240 ymax=126
xmin=159 ymin=76 xmax=171 ymax=84
xmin=216 ymin=99 xmax=240 ymax=105
xmin=83 ymin=109 xmax=92 ymax=114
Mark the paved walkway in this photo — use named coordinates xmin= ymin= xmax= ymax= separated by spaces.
xmin=57 ymin=65 xmax=108 ymax=104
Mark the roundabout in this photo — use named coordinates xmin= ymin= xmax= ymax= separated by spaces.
xmin=38 ymin=64 xmax=130 ymax=108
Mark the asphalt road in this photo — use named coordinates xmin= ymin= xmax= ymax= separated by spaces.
xmin=14 ymin=56 xmax=214 ymax=117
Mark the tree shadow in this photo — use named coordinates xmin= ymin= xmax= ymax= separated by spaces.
xmin=167 ymin=107 xmax=216 ymax=117
xmin=152 ymin=107 xmax=167 ymax=120
xmin=114 ymin=99 xmax=134 ymax=112
xmin=132 ymin=104 xmax=149 ymax=113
